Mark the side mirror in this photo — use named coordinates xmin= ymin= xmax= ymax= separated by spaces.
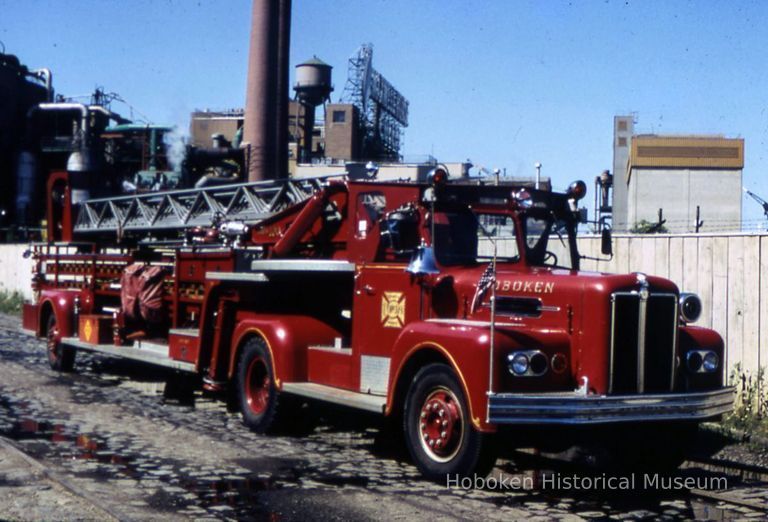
xmin=601 ymin=227 xmax=613 ymax=256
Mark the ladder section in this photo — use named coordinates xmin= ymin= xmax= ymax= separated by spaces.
xmin=73 ymin=176 xmax=335 ymax=235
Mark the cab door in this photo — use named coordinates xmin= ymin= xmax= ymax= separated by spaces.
xmin=351 ymin=266 xmax=422 ymax=395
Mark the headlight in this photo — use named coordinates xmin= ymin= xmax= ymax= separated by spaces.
xmin=703 ymin=352 xmax=719 ymax=373
xmin=507 ymin=350 xmax=548 ymax=377
xmin=686 ymin=350 xmax=718 ymax=373
xmin=679 ymin=293 xmax=702 ymax=323
xmin=509 ymin=353 xmax=529 ymax=376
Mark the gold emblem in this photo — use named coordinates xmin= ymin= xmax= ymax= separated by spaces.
xmin=84 ymin=319 xmax=93 ymax=342
xmin=381 ymin=292 xmax=406 ymax=328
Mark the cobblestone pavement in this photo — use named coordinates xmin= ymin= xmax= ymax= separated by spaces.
xmin=0 ymin=314 xmax=766 ymax=520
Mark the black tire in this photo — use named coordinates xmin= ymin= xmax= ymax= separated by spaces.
xmin=46 ymin=314 xmax=75 ymax=372
xmin=237 ymin=337 xmax=282 ymax=434
xmin=404 ymin=363 xmax=497 ymax=481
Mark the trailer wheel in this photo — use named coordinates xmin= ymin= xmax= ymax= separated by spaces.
xmin=404 ymin=363 xmax=496 ymax=481
xmin=237 ymin=337 xmax=280 ymax=433
xmin=46 ymin=314 xmax=75 ymax=372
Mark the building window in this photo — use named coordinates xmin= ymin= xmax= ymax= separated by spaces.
xmin=617 ymin=120 xmax=628 ymax=131
xmin=332 ymin=110 xmax=346 ymax=123
xmin=617 ymin=137 xmax=627 ymax=147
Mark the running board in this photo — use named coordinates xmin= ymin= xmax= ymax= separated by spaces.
xmin=61 ymin=337 xmax=197 ymax=373
xmin=282 ymin=382 xmax=386 ymax=414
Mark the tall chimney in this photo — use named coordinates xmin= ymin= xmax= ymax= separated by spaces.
xmin=274 ymin=0 xmax=291 ymax=179
xmin=244 ymin=0 xmax=282 ymax=181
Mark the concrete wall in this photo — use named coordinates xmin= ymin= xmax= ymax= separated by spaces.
xmin=0 ymin=244 xmax=33 ymax=300
xmin=612 ymin=116 xmax=633 ymax=231
xmin=627 ymin=168 xmax=742 ymax=233
xmin=579 ymin=233 xmax=767 ymax=384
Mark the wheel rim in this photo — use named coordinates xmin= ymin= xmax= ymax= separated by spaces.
xmin=47 ymin=320 xmax=60 ymax=363
xmin=418 ymin=386 xmax=464 ymax=462
xmin=245 ymin=356 xmax=270 ymax=415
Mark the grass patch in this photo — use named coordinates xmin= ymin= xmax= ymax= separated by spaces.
xmin=721 ymin=364 xmax=768 ymax=443
xmin=0 ymin=290 xmax=24 ymax=315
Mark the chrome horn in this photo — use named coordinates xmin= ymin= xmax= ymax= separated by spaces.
xmin=406 ymin=243 xmax=440 ymax=276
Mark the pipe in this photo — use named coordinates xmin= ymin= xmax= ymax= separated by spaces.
xmin=28 ymin=103 xmax=89 ymax=146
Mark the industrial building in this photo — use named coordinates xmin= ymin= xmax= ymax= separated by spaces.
xmin=611 ymin=115 xmax=744 ymax=233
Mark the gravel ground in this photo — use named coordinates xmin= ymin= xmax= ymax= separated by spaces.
xmin=0 ymin=312 xmax=766 ymax=520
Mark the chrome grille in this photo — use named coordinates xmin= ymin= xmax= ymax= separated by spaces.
xmin=609 ymin=292 xmax=678 ymax=394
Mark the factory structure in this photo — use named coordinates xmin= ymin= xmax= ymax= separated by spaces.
xmin=191 ymin=44 xmax=470 ymax=183
xmin=0 ymin=0 xmax=747 ymax=239
xmin=605 ymin=115 xmax=744 ymax=234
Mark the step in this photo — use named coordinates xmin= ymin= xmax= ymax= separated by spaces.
xmin=281 ymin=382 xmax=386 ymax=414
xmin=60 ymin=337 xmax=196 ymax=373
xmin=169 ymin=328 xmax=200 ymax=338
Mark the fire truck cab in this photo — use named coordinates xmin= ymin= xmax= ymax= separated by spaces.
xmin=23 ymin=171 xmax=734 ymax=480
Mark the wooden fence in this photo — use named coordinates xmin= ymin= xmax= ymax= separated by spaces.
xmin=579 ymin=233 xmax=767 ymax=385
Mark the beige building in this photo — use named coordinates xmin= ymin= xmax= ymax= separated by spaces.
xmin=624 ymin=135 xmax=744 ymax=233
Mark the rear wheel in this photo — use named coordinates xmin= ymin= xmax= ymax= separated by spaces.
xmin=237 ymin=337 xmax=281 ymax=433
xmin=46 ymin=314 xmax=75 ymax=372
xmin=404 ymin=363 xmax=496 ymax=481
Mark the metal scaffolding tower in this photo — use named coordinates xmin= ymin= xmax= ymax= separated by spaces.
xmin=340 ymin=44 xmax=409 ymax=161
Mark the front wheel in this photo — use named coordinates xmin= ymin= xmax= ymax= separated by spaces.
xmin=404 ymin=363 xmax=497 ymax=481
xmin=46 ymin=314 xmax=75 ymax=372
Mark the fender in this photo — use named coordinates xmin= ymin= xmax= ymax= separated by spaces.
xmin=38 ymin=289 xmax=81 ymax=338
xmin=388 ymin=320 xmax=573 ymax=432
xmin=387 ymin=320 xmax=496 ymax=432
xmin=679 ymin=325 xmax=726 ymax=389
xmin=228 ymin=312 xmax=341 ymax=388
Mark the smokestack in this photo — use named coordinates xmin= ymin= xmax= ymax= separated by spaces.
xmin=244 ymin=0 xmax=288 ymax=181
xmin=274 ymin=0 xmax=291 ymax=179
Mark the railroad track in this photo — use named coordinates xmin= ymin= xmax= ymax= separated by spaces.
xmin=506 ymin=449 xmax=768 ymax=515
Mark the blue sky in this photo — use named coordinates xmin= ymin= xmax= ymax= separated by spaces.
xmin=2 ymin=1 xmax=768 ymax=227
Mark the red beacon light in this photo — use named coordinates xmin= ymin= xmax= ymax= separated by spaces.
xmin=427 ymin=167 xmax=448 ymax=186
xmin=567 ymin=180 xmax=587 ymax=200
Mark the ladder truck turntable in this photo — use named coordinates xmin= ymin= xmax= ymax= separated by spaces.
xmin=22 ymin=169 xmax=734 ymax=480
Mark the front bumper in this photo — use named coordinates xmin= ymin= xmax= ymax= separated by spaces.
xmin=488 ymin=387 xmax=734 ymax=425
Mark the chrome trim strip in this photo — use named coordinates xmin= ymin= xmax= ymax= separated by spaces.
xmin=637 ymin=291 xmax=648 ymax=392
xmin=670 ymin=294 xmax=679 ymax=391
xmin=608 ymin=293 xmax=617 ymax=394
xmin=249 ymin=260 xmax=356 ymax=272
xmin=425 ymin=319 xmax=525 ymax=328
xmin=488 ymin=387 xmax=734 ymax=425
xmin=206 ymin=271 xmax=268 ymax=282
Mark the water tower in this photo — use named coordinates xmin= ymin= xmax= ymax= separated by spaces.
xmin=293 ymin=57 xmax=333 ymax=163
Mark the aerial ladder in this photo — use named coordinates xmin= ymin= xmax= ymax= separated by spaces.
xmin=52 ymin=174 xmax=342 ymax=243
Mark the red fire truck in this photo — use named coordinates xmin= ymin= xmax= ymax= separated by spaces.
xmin=22 ymin=170 xmax=733 ymax=479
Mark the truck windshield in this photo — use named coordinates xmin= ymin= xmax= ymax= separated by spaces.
xmin=434 ymin=211 xmax=519 ymax=266
xmin=524 ymin=213 xmax=576 ymax=269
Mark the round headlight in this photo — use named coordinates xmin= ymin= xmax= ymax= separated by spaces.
xmin=530 ymin=352 xmax=549 ymax=376
xmin=686 ymin=351 xmax=703 ymax=372
xmin=679 ymin=293 xmax=702 ymax=323
xmin=509 ymin=353 xmax=529 ymax=376
xmin=703 ymin=352 xmax=719 ymax=373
